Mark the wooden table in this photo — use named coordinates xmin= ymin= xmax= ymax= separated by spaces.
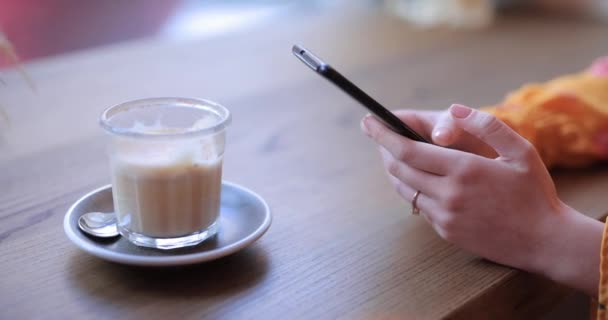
xmin=2 ymin=7 xmax=608 ymax=320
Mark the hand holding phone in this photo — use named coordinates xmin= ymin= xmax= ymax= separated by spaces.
xmin=292 ymin=45 xmax=430 ymax=143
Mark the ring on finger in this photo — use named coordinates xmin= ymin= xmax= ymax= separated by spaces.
xmin=411 ymin=190 xmax=421 ymax=215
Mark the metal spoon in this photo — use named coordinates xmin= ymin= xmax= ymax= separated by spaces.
xmin=78 ymin=212 xmax=120 ymax=238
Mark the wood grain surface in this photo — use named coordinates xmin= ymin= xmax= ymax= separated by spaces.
xmin=1 ymin=7 xmax=608 ymax=320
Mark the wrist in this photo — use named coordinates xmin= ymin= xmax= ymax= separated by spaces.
xmin=531 ymin=202 xmax=603 ymax=296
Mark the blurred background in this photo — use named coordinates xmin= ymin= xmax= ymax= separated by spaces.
xmin=0 ymin=2 xmax=606 ymax=318
xmin=1 ymin=0 xmax=607 ymax=68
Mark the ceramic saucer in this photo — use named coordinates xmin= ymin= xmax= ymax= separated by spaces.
xmin=63 ymin=181 xmax=271 ymax=266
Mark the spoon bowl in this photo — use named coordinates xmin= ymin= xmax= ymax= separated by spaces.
xmin=78 ymin=212 xmax=120 ymax=238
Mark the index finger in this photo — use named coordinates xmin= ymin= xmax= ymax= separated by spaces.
xmin=363 ymin=115 xmax=472 ymax=175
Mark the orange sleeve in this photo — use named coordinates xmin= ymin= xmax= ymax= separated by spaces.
xmin=596 ymin=222 xmax=608 ymax=320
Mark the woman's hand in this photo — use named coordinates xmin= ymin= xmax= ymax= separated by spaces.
xmin=361 ymin=104 xmax=603 ymax=296
xmin=387 ymin=109 xmax=497 ymax=159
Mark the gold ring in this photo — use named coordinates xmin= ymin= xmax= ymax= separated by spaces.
xmin=412 ymin=190 xmax=421 ymax=215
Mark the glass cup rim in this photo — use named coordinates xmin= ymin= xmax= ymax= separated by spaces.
xmin=99 ymin=97 xmax=231 ymax=139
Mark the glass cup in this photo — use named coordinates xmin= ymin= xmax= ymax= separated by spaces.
xmin=100 ymin=97 xmax=231 ymax=249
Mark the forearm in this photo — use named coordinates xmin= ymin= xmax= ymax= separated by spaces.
xmin=532 ymin=204 xmax=603 ymax=296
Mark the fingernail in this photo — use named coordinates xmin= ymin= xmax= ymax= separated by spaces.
xmin=360 ymin=115 xmax=371 ymax=135
xmin=450 ymin=104 xmax=472 ymax=119
xmin=432 ymin=127 xmax=452 ymax=145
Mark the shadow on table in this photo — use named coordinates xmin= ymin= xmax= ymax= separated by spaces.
xmin=67 ymin=245 xmax=270 ymax=301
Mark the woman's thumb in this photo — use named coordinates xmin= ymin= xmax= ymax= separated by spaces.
xmin=432 ymin=111 xmax=462 ymax=146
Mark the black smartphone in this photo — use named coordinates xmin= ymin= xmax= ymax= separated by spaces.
xmin=292 ymin=45 xmax=430 ymax=143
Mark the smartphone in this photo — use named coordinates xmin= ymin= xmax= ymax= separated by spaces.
xmin=292 ymin=45 xmax=430 ymax=143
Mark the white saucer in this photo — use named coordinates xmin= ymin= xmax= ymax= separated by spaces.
xmin=63 ymin=181 xmax=271 ymax=266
